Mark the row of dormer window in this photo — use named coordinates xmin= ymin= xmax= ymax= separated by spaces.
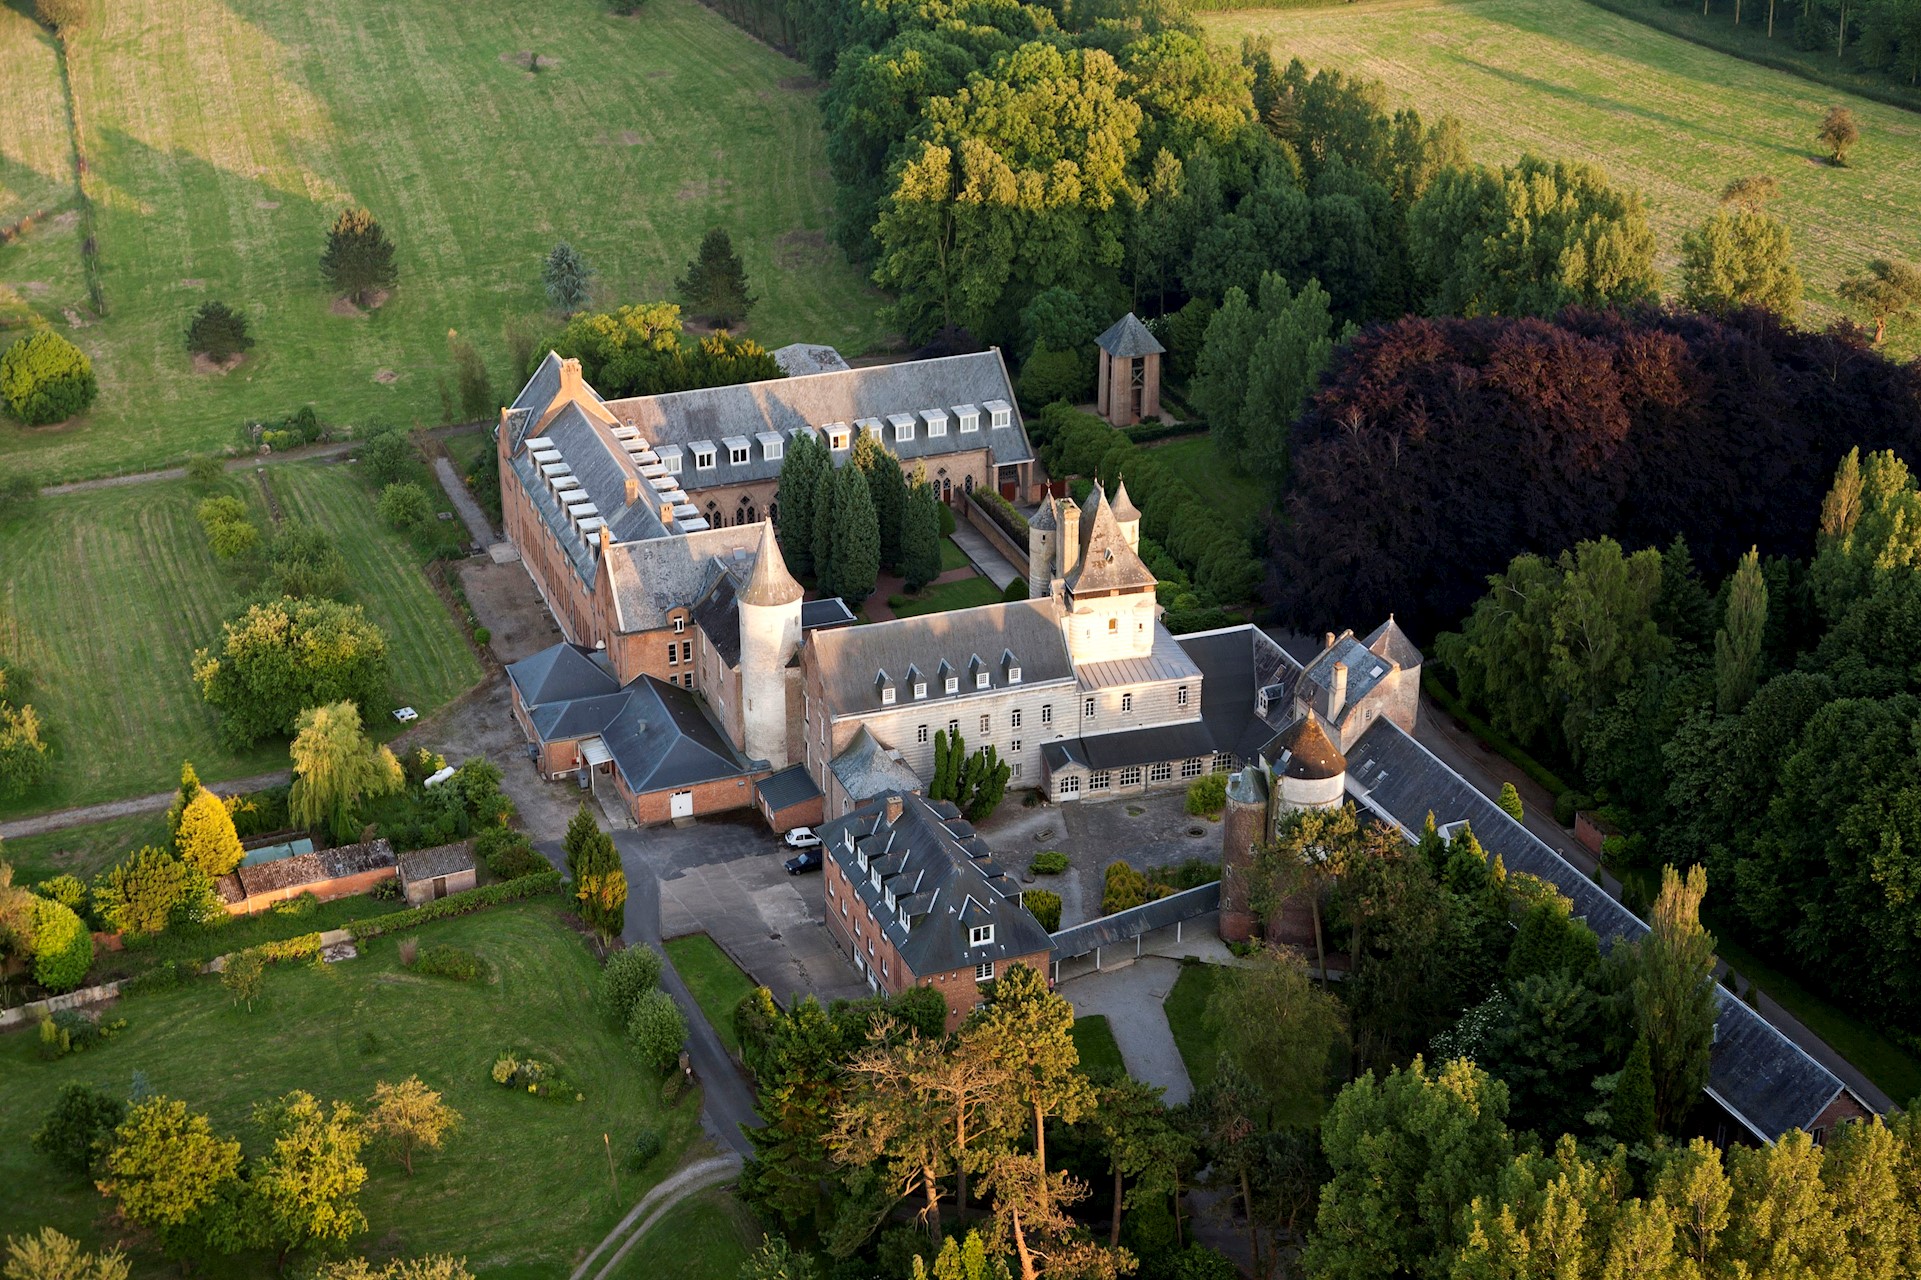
xmin=877 ymin=652 xmax=1023 ymax=706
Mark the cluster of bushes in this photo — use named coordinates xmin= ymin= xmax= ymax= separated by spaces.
xmin=928 ymin=728 xmax=1010 ymax=822
xmin=196 ymin=495 xmax=262 ymax=560
xmin=536 ymin=301 xmax=782 ymax=399
xmin=475 ymin=825 xmax=549 ymax=880
xmin=1032 ymin=403 xmax=1261 ymax=618
xmin=366 ymin=754 xmax=517 ymax=852
xmin=0 ymin=659 xmax=53 ymax=798
xmin=1185 ymin=773 xmax=1227 ymax=817
xmin=734 ymin=982 xmax=949 ymax=1081
xmin=1028 ymin=850 xmax=1069 ymax=875
xmin=252 ymin=404 xmax=328 ymax=453
xmin=1022 ymin=887 xmax=1062 ymax=932
xmin=491 ymin=1052 xmax=580 ymax=1100
xmin=0 ymin=329 xmax=96 ymax=425
xmin=38 ymin=1010 xmax=124 ymax=1060
xmin=1101 ymin=858 xmax=1222 ymax=915
xmin=598 ymin=944 xmax=687 ymax=1074
xmin=345 ymin=871 xmax=562 ymax=941
xmin=377 ymin=481 xmax=433 ymax=532
xmin=412 ymin=943 xmax=484 ymax=981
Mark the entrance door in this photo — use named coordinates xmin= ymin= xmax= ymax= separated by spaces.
xmin=432 ymin=875 xmax=448 ymax=901
xmin=670 ymin=790 xmax=695 ymax=819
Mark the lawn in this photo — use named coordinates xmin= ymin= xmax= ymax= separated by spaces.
xmin=940 ymin=536 xmax=972 ymax=573
xmin=0 ymin=0 xmax=891 ymax=485
xmin=1071 ymin=1012 xmax=1127 ymax=1080
xmin=0 ymin=901 xmax=703 ymax=1276
xmin=1164 ymin=961 xmax=1224 ymax=1093
xmin=888 ymin=575 xmax=1005 ymax=619
xmin=0 ymin=462 xmax=480 ymax=820
xmin=607 ymin=1188 xmax=763 ymax=1280
xmin=664 ymin=933 xmax=758 ymax=1057
xmin=1141 ymin=435 xmax=1268 ymax=537
xmin=1 ymin=811 xmax=169 ymax=885
xmin=1203 ymin=0 xmax=1921 ymax=353
xmin=0 ymin=0 xmax=80 ymax=331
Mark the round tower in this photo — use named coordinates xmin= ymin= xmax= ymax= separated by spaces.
xmin=1219 ymin=765 xmax=1268 ymax=943
xmin=738 ymin=522 xmax=804 ymax=768
xmin=1110 ymin=477 xmax=1142 ymax=553
xmin=1274 ymin=715 xmax=1347 ymax=811
xmin=1027 ymin=496 xmax=1058 ymax=600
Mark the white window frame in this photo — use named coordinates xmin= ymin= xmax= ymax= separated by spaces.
xmin=1010 ymin=739 xmax=1022 ymax=755
xmin=1122 ymin=693 xmax=1133 ymax=713
xmin=1085 ymin=697 xmax=1096 ymax=719
xmin=1008 ymin=666 xmax=1022 ymax=684
xmin=917 ymin=724 xmax=929 ymax=744
xmin=763 ymin=439 xmax=784 ymax=462
xmin=957 ymin=409 xmax=980 ymax=433
xmin=1181 ymin=758 xmax=1204 ymax=779
xmin=1120 ymin=766 xmax=1142 ymax=787
xmin=979 ymin=714 xmax=990 ymax=735
xmin=694 ymin=446 xmax=716 ymax=470
xmin=1057 ymin=775 xmax=1081 ymax=797
xmin=975 ymin=672 xmax=990 ymax=690
xmin=729 ymin=445 xmax=750 ymax=466
xmin=663 ymin=453 xmax=683 ymax=475
xmin=828 ymin=427 xmax=851 ymax=451
xmin=673 ymin=616 xmax=687 ymax=634
xmin=1089 ymin=770 xmax=1111 ymax=791
xmin=970 ymin=924 xmax=995 ymax=946
xmin=975 ymin=961 xmax=995 ymax=982
xmin=881 ymin=687 xmax=897 ymax=706
xmin=922 ymin=410 xmax=948 ymax=438
xmin=1041 ymin=704 xmax=1053 ymax=725
xmin=1011 ymin=708 xmax=1023 ymax=729
xmin=945 ymin=676 xmax=960 ymax=694
xmin=990 ymin=406 xmax=1011 ymax=429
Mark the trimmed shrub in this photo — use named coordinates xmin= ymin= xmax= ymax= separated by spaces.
xmin=476 ymin=827 xmax=547 ymax=880
xmin=1185 ymin=773 xmax=1228 ymax=817
xmin=1023 ymin=888 xmax=1062 ymax=932
xmin=1 ymin=330 xmax=96 ymax=425
xmin=1029 ymin=851 xmax=1069 ymax=876
xmin=1102 ymin=862 xmax=1154 ymax=916
xmin=415 ymin=944 xmax=483 ymax=981
xmin=627 ymin=988 xmax=687 ymax=1073
xmin=600 ymin=945 xmax=664 ymax=1024
xmin=30 ymin=896 xmax=93 ymax=992
xmin=344 ymin=871 xmax=563 ymax=940
xmin=627 ymin=1126 xmax=663 ymax=1172
xmin=378 ymin=481 xmax=433 ymax=531
xmin=185 ymin=300 xmax=254 ymax=361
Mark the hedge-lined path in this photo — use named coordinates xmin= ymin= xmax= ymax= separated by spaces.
xmin=37 ymin=439 xmax=358 ymax=495
xmin=949 ymin=519 xmax=1021 ymax=589
xmin=0 ymin=769 xmax=290 ymax=841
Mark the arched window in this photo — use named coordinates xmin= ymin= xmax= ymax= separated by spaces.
xmin=964 ymin=474 xmax=975 ymax=494
xmin=704 ymin=500 xmax=721 ymax=527
xmin=737 ymin=497 xmax=757 ymax=526
xmin=768 ymin=500 xmax=779 ymax=526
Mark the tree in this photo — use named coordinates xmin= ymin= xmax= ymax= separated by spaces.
xmin=1090 ymin=1077 xmax=1193 ymax=1247
xmin=741 ymin=1235 xmax=818 ymax=1280
xmin=0 ymin=698 xmax=52 ymax=799
xmin=810 ymin=463 xmax=840 ymax=597
xmin=0 ymin=331 xmax=97 ymax=426
xmin=1206 ymin=948 xmax=1345 ymax=1125
xmin=829 ymin=458 xmax=881 ymax=607
xmin=174 ymin=787 xmax=244 ymax=878
xmin=288 ymin=702 xmax=404 ymax=843
xmin=1839 ymin=258 xmax=1921 ymax=344
xmin=1239 ymin=275 xmax=1339 ymax=486
xmin=852 ymin=434 xmax=907 ymax=571
xmin=831 ymin=1026 xmax=963 ymax=1238
xmin=978 ymin=1152 xmax=1129 ymax=1280
xmin=222 ymin=950 xmax=266 ymax=1012
xmin=192 ymin=596 xmax=391 ymax=748
xmin=1481 ymin=970 xmax=1608 ymax=1138
xmin=1631 ymin=865 xmax=1719 ymax=1134
xmin=1715 ymin=547 xmax=1769 ymax=714
xmin=1819 ymin=105 xmax=1861 ymax=164
xmin=1679 ymin=209 xmax=1803 ymax=318
xmin=252 ymin=1091 xmax=369 ymax=1264
xmin=28 ymin=897 xmax=91 ymax=992
xmin=185 ymin=301 xmax=255 ymax=362
xmin=90 ymin=846 xmax=220 ymax=937
xmin=1 ymin=1229 xmax=127 ymax=1280
xmin=776 ymin=431 xmax=829 ymax=578
xmin=319 ymin=207 xmax=398 ymax=306
xmin=677 ymin=228 xmax=757 ymax=328
xmin=1496 ymin=782 xmax=1524 ymax=823
xmin=564 ymin=802 xmax=626 ymax=937
xmin=366 ymin=1077 xmax=459 ymax=1175
xmin=629 ymin=988 xmax=687 ymax=1072
xmin=901 ymin=473 xmax=943 ymax=592
xmin=742 ymin=996 xmax=846 ymax=1236
xmin=975 ymin=963 xmax=1094 ymax=1188
xmin=542 ymin=242 xmax=594 ymax=313
xmin=31 ymin=0 xmax=87 ymax=33
xmin=377 ymin=481 xmax=433 ymax=531
xmin=1610 ymin=1036 xmax=1658 ymax=1146
xmin=97 ymin=1098 xmax=245 ymax=1235
xmin=599 ymin=944 xmax=664 ymax=1024
xmin=446 ymin=330 xmax=492 ymax=423
xmin=358 ymin=428 xmax=415 ymax=487
xmin=1720 ymin=174 xmax=1780 ymax=208
xmin=1191 ymin=287 xmax=1261 ymax=456
xmin=32 ymin=1084 xmax=126 ymax=1177
xmin=164 ymin=760 xmax=203 ymax=844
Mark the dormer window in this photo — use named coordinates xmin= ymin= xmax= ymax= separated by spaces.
xmin=673 ymin=616 xmax=687 ymax=634
xmin=858 ymin=848 xmax=869 ymax=872
xmin=914 ymin=682 xmax=927 ymax=700
xmin=955 ymin=405 xmax=980 ymax=433
xmin=945 ymin=676 xmax=959 ymax=694
xmin=1008 ymin=666 xmax=1022 ymax=684
xmin=693 ymin=444 xmax=716 ymax=470
xmin=859 ymin=418 xmax=883 ymax=440
xmin=758 ymin=431 xmax=784 ymax=462
xmin=662 ymin=451 xmax=683 ymax=475
xmin=976 ymin=672 xmax=989 ymax=690
xmin=986 ymin=400 xmax=1012 ymax=429
xmin=970 ymin=924 xmax=995 ymax=946
xmin=826 ymin=424 xmax=851 ymax=451
xmin=881 ymin=686 xmax=897 ymax=706
xmin=921 ymin=409 xmax=948 ymax=438
xmin=730 ymin=444 xmax=750 ymax=466
xmin=889 ymin=413 xmax=915 ymax=443
xmin=885 ymin=888 xmax=897 ymax=912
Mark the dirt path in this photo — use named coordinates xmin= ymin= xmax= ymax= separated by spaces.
xmin=38 ymin=441 xmax=359 ymax=496
xmin=570 ymin=1153 xmax=742 ymax=1280
xmin=0 ymin=770 xmax=293 ymax=841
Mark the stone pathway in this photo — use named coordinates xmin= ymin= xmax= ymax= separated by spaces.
xmin=432 ymin=454 xmax=496 ymax=545
xmin=948 ymin=520 xmax=1021 ymax=589
xmin=1063 ymin=956 xmax=1194 ymax=1103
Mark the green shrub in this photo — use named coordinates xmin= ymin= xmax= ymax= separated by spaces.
xmin=378 ymin=481 xmax=434 ymax=531
xmin=185 ymin=300 xmax=254 ymax=361
xmin=415 ymin=944 xmax=483 ymax=980
xmin=1 ymin=330 xmax=97 ymax=425
xmin=627 ymin=987 xmax=687 ymax=1073
xmin=1148 ymin=859 xmax=1221 ymax=892
xmin=473 ymin=626 xmax=492 ymax=646
xmin=627 ymin=1126 xmax=663 ymax=1172
xmin=1016 ymin=345 xmax=1093 ymax=411
xmin=1001 ymin=578 xmax=1027 ymax=602
xmin=32 ymin=1083 xmax=125 ymax=1175
xmin=490 ymin=1052 xmax=581 ymax=1100
xmin=358 ymin=428 xmax=415 ymax=486
xmin=122 ymin=959 xmax=191 ymax=996
xmin=30 ymin=896 xmax=93 ymax=992
xmin=34 ymin=873 xmax=90 ymax=916
xmin=344 ymin=871 xmax=563 ymax=940
xmin=1023 ymin=888 xmax=1062 ymax=932
xmin=599 ymin=944 xmax=664 ymax=1024
xmin=1102 ymin=862 xmax=1154 ymax=916
xmin=1184 ymin=773 xmax=1227 ymax=817
xmin=939 ymin=504 xmax=956 ymax=537
xmin=476 ymin=827 xmax=547 ymax=880
xmin=36 ymin=1010 xmax=120 ymax=1060
xmin=272 ymin=891 xmax=319 ymax=918
xmin=887 ymin=984 xmax=948 ymax=1039
xmin=1029 ymin=851 xmax=1069 ymax=876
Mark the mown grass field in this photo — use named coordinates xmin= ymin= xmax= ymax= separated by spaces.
xmin=1 ymin=811 xmax=168 ymax=884
xmin=1203 ymin=0 xmax=1921 ymax=351
xmin=607 ymin=1189 xmax=763 ymax=1280
xmin=0 ymin=0 xmax=891 ymax=483
xmin=663 ymin=933 xmax=757 ymax=1057
xmin=888 ymin=575 xmax=1006 ymax=618
xmin=0 ymin=462 xmax=480 ymax=819
xmin=1070 ymin=1012 xmax=1127 ymax=1079
xmin=0 ymin=901 xmax=703 ymax=1277
xmin=0 ymin=1 xmax=80 ymax=330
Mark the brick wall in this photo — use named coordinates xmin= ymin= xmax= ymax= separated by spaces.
xmin=622 ymin=772 xmax=762 ymax=825
xmin=225 ymin=867 xmax=396 ymax=915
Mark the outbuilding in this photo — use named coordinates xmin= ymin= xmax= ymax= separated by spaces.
xmin=397 ymin=842 xmax=479 ymax=905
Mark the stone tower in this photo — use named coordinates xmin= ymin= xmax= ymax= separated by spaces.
xmin=1027 ymin=495 xmax=1058 ymax=601
xmin=1220 ymin=766 xmax=1268 ymax=943
xmin=1061 ymin=485 xmax=1158 ymax=664
xmin=1094 ymin=314 xmax=1165 ymax=427
xmin=1218 ymin=714 xmax=1348 ymax=946
xmin=737 ymin=521 xmax=804 ymax=767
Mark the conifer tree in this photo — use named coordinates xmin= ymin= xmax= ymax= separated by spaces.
xmin=975 ymin=963 xmax=1093 ymax=1188
xmin=563 ymin=802 xmax=625 ymax=938
xmin=175 ymin=788 xmax=245 ymax=879
xmin=809 ymin=465 xmax=839 ymax=598
xmin=165 ymin=761 xmax=202 ymax=845
xmin=775 ymin=432 xmax=828 ymax=578
xmin=1611 ymin=1037 xmax=1658 ymax=1147
xmin=901 ymin=471 xmax=943 ymax=592
xmin=851 ymin=434 xmax=906 ymax=571
xmin=1496 ymin=782 xmax=1524 ymax=823
xmin=185 ymin=300 xmax=255 ymax=361
xmin=1715 ymin=547 xmax=1769 ymax=715
xmin=676 ymin=228 xmax=756 ymax=328
xmin=319 ymin=207 xmax=398 ymax=307
xmin=541 ymin=242 xmax=594 ymax=313
xmin=831 ymin=460 xmax=880 ymax=607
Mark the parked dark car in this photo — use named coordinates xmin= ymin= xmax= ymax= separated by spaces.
xmin=784 ymin=848 xmax=823 ymax=875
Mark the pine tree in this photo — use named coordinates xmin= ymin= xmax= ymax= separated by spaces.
xmin=776 ymin=432 xmax=827 ymax=578
xmin=851 ymin=434 xmax=906 ymax=571
xmin=1612 ymin=1037 xmax=1657 ymax=1146
xmin=809 ymin=464 xmax=839 ymax=597
xmin=563 ymin=802 xmax=625 ymax=937
xmin=175 ymin=788 xmax=245 ymax=879
xmin=676 ymin=227 xmax=756 ymax=328
xmin=1496 ymin=782 xmax=1524 ymax=823
xmin=1715 ymin=547 xmax=1769 ymax=715
xmin=541 ymin=242 xmax=594 ymax=313
xmin=319 ymin=207 xmax=398 ymax=307
xmin=831 ymin=460 xmax=880 ymax=607
xmin=901 ymin=474 xmax=942 ymax=593
xmin=185 ymin=300 xmax=255 ymax=361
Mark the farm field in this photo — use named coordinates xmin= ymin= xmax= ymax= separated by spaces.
xmin=1203 ymin=0 xmax=1921 ymax=351
xmin=0 ymin=901 xmax=703 ymax=1277
xmin=0 ymin=0 xmax=891 ymax=484
xmin=0 ymin=462 xmax=480 ymax=820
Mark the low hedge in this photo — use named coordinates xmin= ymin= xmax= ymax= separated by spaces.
xmin=345 ymin=871 xmax=564 ymax=940
xmin=1122 ymin=420 xmax=1205 ymax=445
xmin=971 ymin=489 xmax=1029 ymax=542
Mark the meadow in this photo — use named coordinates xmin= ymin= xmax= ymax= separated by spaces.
xmin=0 ymin=902 xmax=704 ymax=1277
xmin=0 ymin=0 xmax=891 ymax=483
xmin=1204 ymin=0 xmax=1921 ymax=350
xmin=0 ymin=461 xmax=480 ymax=820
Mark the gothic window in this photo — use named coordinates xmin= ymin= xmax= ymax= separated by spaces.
xmin=768 ymin=500 xmax=779 ymax=525
xmin=704 ymin=500 xmax=721 ymax=526
xmin=964 ymin=475 xmax=974 ymax=494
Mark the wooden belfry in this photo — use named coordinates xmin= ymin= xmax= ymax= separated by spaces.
xmin=1094 ymin=313 xmax=1164 ymax=427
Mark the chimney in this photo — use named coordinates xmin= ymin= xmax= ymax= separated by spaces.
xmin=884 ymin=794 xmax=904 ymax=824
xmin=625 ymin=476 xmax=641 ymax=505
xmin=1330 ymin=662 xmax=1348 ymax=718
xmin=1060 ymin=501 xmax=1081 ymax=578
xmin=558 ymin=358 xmax=584 ymax=398
xmin=1323 ymin=632 xmax=1336 ymax=651
xmin=660 ymin=501 xmax=675 ymax=525
xmin=596 ymin=526 xmax=612 ymax=556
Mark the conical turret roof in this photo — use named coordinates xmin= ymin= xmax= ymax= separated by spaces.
xmin=1274 ymin=715 xmax=1346 ymax=781
xmin=1111 ymin=477 xmax=1140 ymax=523
xmin=1030 ymin=495 xmax=1058 ymax=532
xmin=739 ymin=521 xmax=804 ymax=607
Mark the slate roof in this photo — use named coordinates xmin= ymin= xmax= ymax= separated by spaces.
xmin=506 ymin=643 xmax=620 ymax=707
xmin=1043 ymin=720 xmax=1218 ymax=771
xmin=1364 ymin=616 xmax=1423 ymax=671
xmin=1064 ymin=485 xmax=1158 ymax=596
xmin=1110 ymin=479 xmax=1141 ymax=523
xmin=756 ymin=764 xmax=823 ymax=814
xmin=606 ymin=524 xmax=766 ymax=633
xmin=830 ymin=725 xmax=924 ymax=803
xmin=1050 ymin=882 xmax=1220 ymax=960
xmin=808 ymin=599 xmax=1077 ymax=716
xmin=1298 ymin=630 xmax=1395 ymax=722
xmin=1344 ymin=717 xmax=1856 ymax=1142
xmin=772 ymin=343 xmax=852 ymax=376
xmin=802 ymin=598 xmax=858 ymax=630
xmin=397 ymin=842 xmax=477 ymax=884
xmin=739 ymin=521 xmax=803 ymax=607
xmin=1030 ymin=495 xmax=1058 ymax=532
xmin=692 ymin=572 xmax=744 ymax=668
xmin=819 ymin=792 xmax=1054 ymax=978
xmin=1177 ymin=625 xmax=1300 ymax=761
xmin=232 ymin=839 xmax=396 ymax=899
xmin=1094 ymin=313 xmax=1165 ymax=359
xmin=1075 ymin=625 xmax=1203 ymax=690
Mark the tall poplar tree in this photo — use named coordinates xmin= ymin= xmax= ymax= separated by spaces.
xmin=1631 ymin=865 xmax=1719 ymax=1135
xmin=1715 ymin=547 xmax=1769 ymax=715
xmin=901 ymin=471 xmax=943 ymax=592
xmin=776 ymin=432 xmax=828 ymax=579
xmin=831 ymin=461 xmax=881 ymax=607
xmin=852 ymin=433 xmax=907 ymax=570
